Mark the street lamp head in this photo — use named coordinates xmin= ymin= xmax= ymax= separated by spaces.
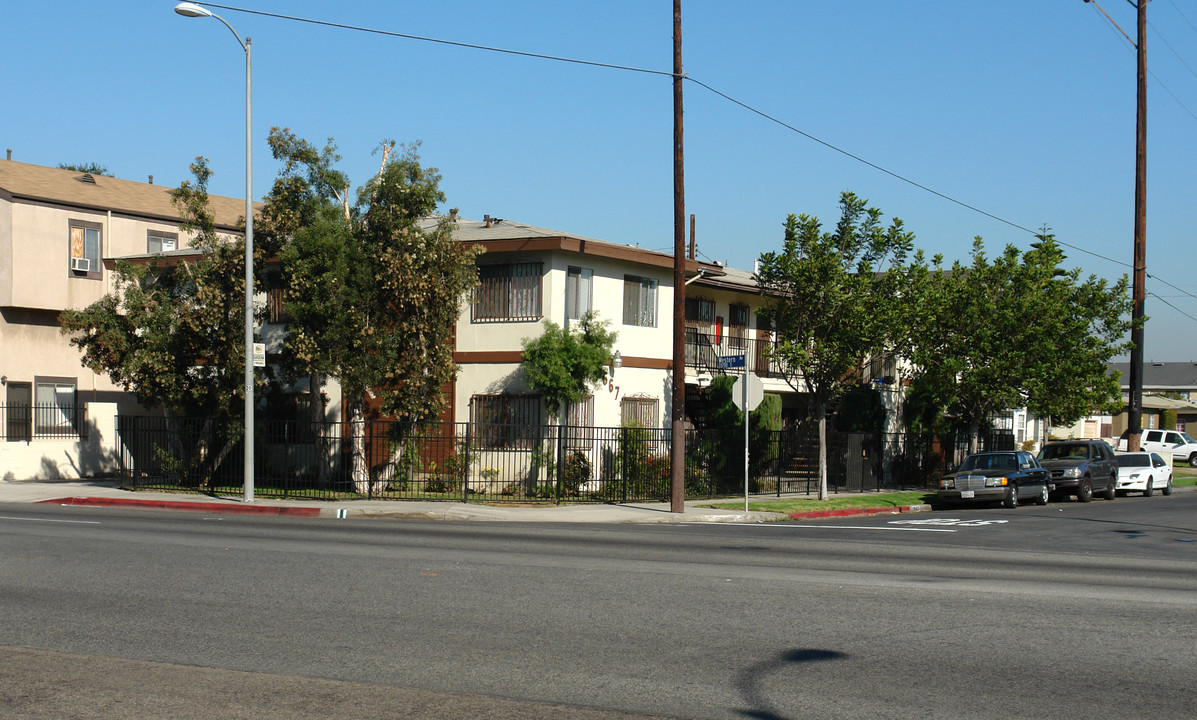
xmin=174 ymin=2 xmax=213 ymax=18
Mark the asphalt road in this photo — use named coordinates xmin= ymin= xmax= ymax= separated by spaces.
xmin=1 ymin=493 xmax=1195 ymax=719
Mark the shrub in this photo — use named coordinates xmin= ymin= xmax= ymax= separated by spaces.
xmin=560 ymin=450 xmax=591 ymax=496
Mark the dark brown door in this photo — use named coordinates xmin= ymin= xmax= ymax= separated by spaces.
xmin=6 ymin=382 xmax=31 ymax=442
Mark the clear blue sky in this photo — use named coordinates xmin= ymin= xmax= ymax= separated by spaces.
xmin=5 ymin=1 xmax=1195 ymax=360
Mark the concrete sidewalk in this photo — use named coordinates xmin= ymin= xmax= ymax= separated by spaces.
xmin=0 ymin=477 xmax=931 ymax=523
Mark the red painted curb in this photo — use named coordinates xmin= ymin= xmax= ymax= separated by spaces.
xmin=36 ymin=496 xmax=321 ymax=517
xmin=788 ymin=505 xmax=914 ymax=521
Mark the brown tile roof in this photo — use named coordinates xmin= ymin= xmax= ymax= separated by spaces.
xmin=0 ymin=159 xmax=250 ymax=230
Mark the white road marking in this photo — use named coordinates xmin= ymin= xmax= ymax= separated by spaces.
xmin=0 ymin=516 xmax=102 ymax=525
xmin=682 ymin=522 xmax=957 ymax=533
xmin=890 ymin=518 xmax=1010 ymax=527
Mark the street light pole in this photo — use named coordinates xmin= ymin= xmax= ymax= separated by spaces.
xmin=175 ymin=2 xmax=255 ymax=501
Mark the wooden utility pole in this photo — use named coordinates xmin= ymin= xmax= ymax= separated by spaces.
xmin=1128 ymin=0 xmax=1147 ymax=450
xmin=670 ymin=0 xmax=686 ymax=512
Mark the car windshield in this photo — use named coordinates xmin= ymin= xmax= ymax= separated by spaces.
xmin=958 ymin=454 xmax=1017 ymax=472
xmin=1116 ymin=455 xmax=1149 ymax=468
xmin=1039 ymin=444 xmax=1087 ymax=460
xmin=1180 ymin=433 xmax=1196 ymax=444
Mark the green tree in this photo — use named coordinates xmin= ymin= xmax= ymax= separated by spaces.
xmin=57 ymin=162 xmax=110 ymax=176
xmin=755 ymin=192 xmax=915 ymax=500
xmin=259 ymin=128 xmax=481 ymax=493
xmin=705 ymin=375 xmax=782 ymax=484
xmin=520 ymin=311 xmax=616 ymax=489
xmin=907 ymin=234 xmax=1132 ymax=451
xmin=59 ymin=158 xmax=255 ymax=485
xmin=521 ymin=312 xmax=617 ymax=418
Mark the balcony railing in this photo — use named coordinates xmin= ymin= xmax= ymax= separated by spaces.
xmin=684 ymin=329 xmax=784 ymax=379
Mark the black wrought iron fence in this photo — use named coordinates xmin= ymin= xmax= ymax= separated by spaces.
xmin=113 ymin=414 xmax=1013 ymax=502
xmin=1 ymin=404 xmax=88 ymax=441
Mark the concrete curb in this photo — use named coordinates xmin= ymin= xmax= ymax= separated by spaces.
xmin=787 ymin=504 xmax=932 ymax=521
xmin=37 ymin=496 xmax=321 ymax=517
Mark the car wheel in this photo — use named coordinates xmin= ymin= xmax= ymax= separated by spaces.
xmin=1103 ymin=477 xmax=1117 ymax=501
xmin=1077 ymin=478 xmax=1093 ymax=502
xmin=1189 ymin=453 xmax=1197 ymax=468
xmin=1144 ymin=476 xmax=1155 ymax=497
xmin=1163 ymin=479 xmax=1173 ymax=496
xmin=1003 ymin=485 xmax=1019 ymax=509
xmin=1037 ymin=484 xmax=1049 ymax=506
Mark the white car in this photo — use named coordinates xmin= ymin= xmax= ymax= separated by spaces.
xmin=1120 ymin=429 xmax=1197 ymax=467
xmin=1114 ymin=452 xmax=1174 ymax=497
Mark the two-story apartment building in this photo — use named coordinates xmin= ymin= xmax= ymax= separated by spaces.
xmin=1 ymin=157 xmax=801 ymax=482
xmin=0 ymin=159 xmax=247 ymax=477
xmin=443 ymin=216 xmax=803 ymax=439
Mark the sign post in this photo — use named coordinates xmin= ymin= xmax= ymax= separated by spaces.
xmin=722 ymin=356 xmax=761 ymax=507
xmin=722 ymin=354 xmax=764 ymax=511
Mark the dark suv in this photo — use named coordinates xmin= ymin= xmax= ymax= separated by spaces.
xmin=1036 ymin=440 xmax=1118 ymax=502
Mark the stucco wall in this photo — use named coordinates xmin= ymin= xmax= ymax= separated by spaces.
xmin=0 ymin=401 xmax=119 ymax=480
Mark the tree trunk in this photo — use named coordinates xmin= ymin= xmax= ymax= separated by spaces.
xmin=310 ymin=373 xmax=330 ymax=488
xmin=817 ymin=402 xmax=829 ymax=501
xmin=349 ymin=399 xmax=370 ymax=495
xmin=968 ymin=420 xmax=981 ymax=455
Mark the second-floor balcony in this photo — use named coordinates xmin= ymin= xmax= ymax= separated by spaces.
xmin=684 ymin=329 xmax=785 ymax=380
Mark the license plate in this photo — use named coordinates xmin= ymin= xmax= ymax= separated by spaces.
xmin=960 ymin=490 xmax=975 ymax=499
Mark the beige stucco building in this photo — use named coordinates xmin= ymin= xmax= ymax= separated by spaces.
xmin=0 ymin=159 xmax=247 ymax=478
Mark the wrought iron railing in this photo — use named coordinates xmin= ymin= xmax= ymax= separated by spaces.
xmin=684 ymin=330 xmax=784 ymax=379
xmin=1 ymin=404 xmax=87 ymax=441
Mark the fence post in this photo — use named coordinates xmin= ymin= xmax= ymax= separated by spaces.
xmin=620 ymin=427 xmax=628 ymax=503
xmin=462 ymin=421 xmax=471 ymax=503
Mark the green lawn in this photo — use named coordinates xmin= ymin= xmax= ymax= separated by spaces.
xmin=1171 ymin=466 xmax=1197 ymax=487
xmin=705 ymin=491 xmax=937 ymax=515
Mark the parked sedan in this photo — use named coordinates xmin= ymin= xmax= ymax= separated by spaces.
xmin=1115 ymin=451 xmax=1174 ymax=497
xmin=938 ymin=451 xmax=1051 ymax=508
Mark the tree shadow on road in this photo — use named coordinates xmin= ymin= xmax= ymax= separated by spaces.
xmin=735 ymin=648 xmax=848 ymax=720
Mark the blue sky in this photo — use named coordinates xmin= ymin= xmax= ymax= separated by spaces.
xmin=5 ymin=1 xmax=1196 ymax=360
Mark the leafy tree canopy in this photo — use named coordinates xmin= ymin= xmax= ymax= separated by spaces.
xmin=906 ymin=233 xmax=1132 ymax=444
xmin=521 ymin=311 xmax=617 ymax=418
xmin=756 ymin=191 xmax=915 ymax=407
xmin=57 ymin=162 xmax=110 ymax=176
xmin=261 ymin=128 xmax=480 ymax=424
xmin=60 ymin=157 xmax=252 ymax=419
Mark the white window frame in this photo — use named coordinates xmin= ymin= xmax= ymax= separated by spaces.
xmin=33 ymin=378 xmax=78 ymax=435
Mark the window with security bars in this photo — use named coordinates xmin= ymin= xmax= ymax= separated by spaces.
xmin=685 ymin=296 xmax=715 ymax=325
xmin=473 ymin=263 xmax=543 ymax=322
xmin=562 ymin=395 xmax=594 ymax=449
xmin=471 ymin=394 xmax=540 ymax=448
xmin=621 ymin=396 xmax=659 ymax=428
xmin=565 ymin=266 xmax=593 ymax=323
xmin=728 ymin=304 xmax=749 ymax=349
xmin=623 ymin=275 xmax=657 ymax=327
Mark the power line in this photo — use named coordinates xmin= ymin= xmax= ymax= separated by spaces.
xmin=200 ymin=3 xmax=673 ymax=78
xmin=198 ymin=2 xmax=1197 ymax=306
xmin=1150 ymin=20 xmax=1197 ymax=82
xmin=1084 ymin=3 xmax=1197 ymax=124
xmin=1149 ymin=291 xmax=1197 ymax=324
xmin=1167 ymin=0 xmax=1197 ymax=36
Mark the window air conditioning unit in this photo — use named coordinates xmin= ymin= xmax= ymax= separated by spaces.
xmin=70 ymin=257 xmax=91 ymax=273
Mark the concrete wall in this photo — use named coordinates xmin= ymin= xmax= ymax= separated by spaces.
xmin=0 ymin=401 xmax=119 ymax=480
